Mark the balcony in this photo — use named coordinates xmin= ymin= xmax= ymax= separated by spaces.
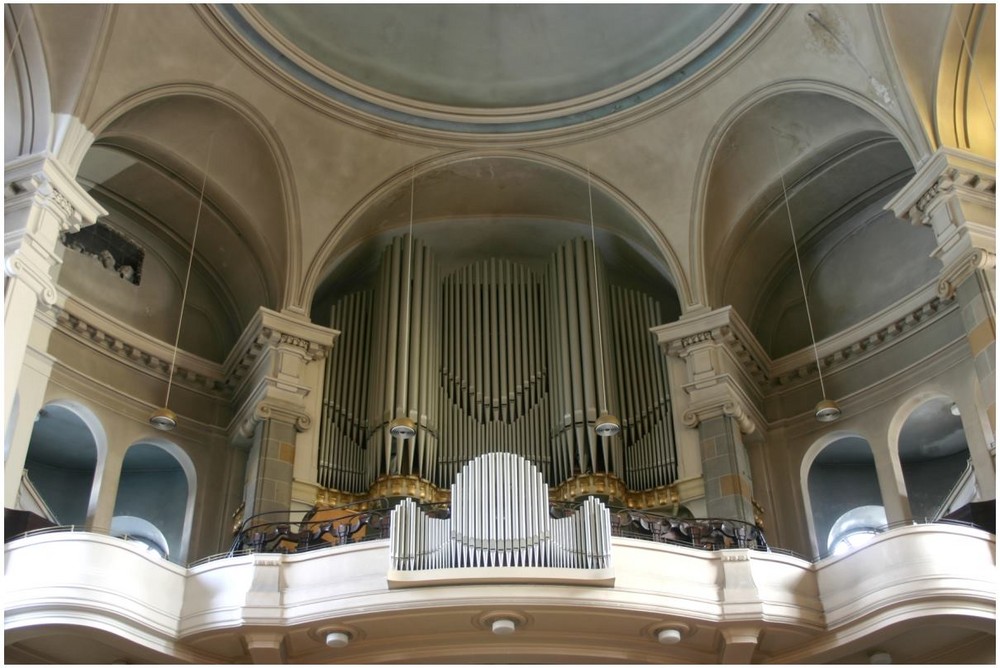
xmin=4 ymin=521 xmax=994 ymax=663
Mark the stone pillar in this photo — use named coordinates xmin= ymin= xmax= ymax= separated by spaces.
xmin=228 ymin=307 xmax=337 ymax=517
xmin=4 ymin=154 xmax=105 ymax=503
xmin=653 ymin=307 xmax=767 ymax=524
xmin=888 ymin=148 xmax=995 ymax=436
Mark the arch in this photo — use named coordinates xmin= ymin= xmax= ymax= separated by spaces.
xmin=890 ymin=393 xmax=974 ymax=522
xmin=301 ymin=149 xmax=692 ymax=312
xmin=4 ymin=5 xmax=52 ymax=161
xmin=800 ymin=430 xmax=882 ymax=558
xmin=114 ymin=438 xmax=197 ymax=564
xmin=81 ymin=83 xmax=300 ymax=313
xmin=934 ymin=5 xmax=995 ymax=159
xmin=24 ymin=399 xmax=109 ymax=528
xmin=691 ymin=79 xmax=923 ymax=313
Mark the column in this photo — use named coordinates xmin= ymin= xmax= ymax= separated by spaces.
xmin=887 ymin=148 xmax=995 ymax=444
xmin=229 ymin=307 xmax=337 ymax=517
xmin=653 ymin=307 xmax=768 ymax=524
xmin=4 ymin=154 xmax=105 ymax=503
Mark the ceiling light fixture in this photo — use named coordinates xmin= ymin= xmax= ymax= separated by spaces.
xmin=868 ymin=650 xmax=892 ymax=665
xmin=587 ymin=168 xmax=621 ymax=437
xmin=148 ymin=135 xmax=215 ymax=431
xmin=388 ymin=166 xmax=418 ymax=440
xmin=325 ymin=631 xmax=351 ymax=648
xmin=657 ymin=628 xmax=683 ymax=645
xmin=491 ymin=618 xmax=517 ymax=635
xmin=770 ymin=129 xmax=841 ymax=423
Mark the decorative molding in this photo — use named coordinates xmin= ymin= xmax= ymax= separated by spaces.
xmin=887 ymin=146 xmax=996 ymax=227
xmin=657 ymin=284 xmax=958 ymax=403
xmin=938 ymin=247 xmax=997 ymax=300
xmin=43 ymin=297 xmax=226 ymax=396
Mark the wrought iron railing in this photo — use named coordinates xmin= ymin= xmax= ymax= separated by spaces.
xmin=6 ymin=509 xmax=986 ymax=568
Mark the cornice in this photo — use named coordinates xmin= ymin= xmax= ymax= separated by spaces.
xmin=43 ymin=292 xmax=227 ymax=397
xmin=887 ymin=147 xmax=996 ymax=226
xmin=656 ymin=282 xmax=958 ymax=399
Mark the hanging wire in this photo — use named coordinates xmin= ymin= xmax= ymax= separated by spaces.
xmin=587 ymin=167 xmax=609 ymax=414
xmin=769 ymin=128 xmax=829 ymax=401
xmin=163 ymin=133 xmax=216 ymax=409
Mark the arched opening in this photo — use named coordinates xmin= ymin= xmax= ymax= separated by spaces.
xmin=806 ymin=435 xmax=883 ymax=558
xmin=66 ymin=92 xmax=289 ymax=361
xmin=23 ymin=403 xmax=103 ymax=525
xmin=307 ymin=155 xmax=683 ymax=493
xmin=112 ymin=441 xmax=194 ymax=564
xmin=701 ymin=89 xmax=938 ymax=359
xmin=897 ymin=397 xmax=974 ymax=521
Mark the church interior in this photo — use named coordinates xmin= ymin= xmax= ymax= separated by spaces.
xmin=4 ymin=4 xmax=996 ymax=664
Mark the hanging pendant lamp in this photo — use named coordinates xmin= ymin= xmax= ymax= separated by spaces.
xmin=389 ymin=167 xmax=418 ymax=440
xmin=149 ymin=136 xmax=215 ymax=431
xmin=770 ymin=129 xmax=841 ymax=423
xmin=587 ymin=168 xmax=621 ymax=437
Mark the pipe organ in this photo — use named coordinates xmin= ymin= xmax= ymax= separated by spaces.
xmin=390 ymin=453 xmax=611 ymax=571
xmin=318 ymin=235 xmax=677 ymax=498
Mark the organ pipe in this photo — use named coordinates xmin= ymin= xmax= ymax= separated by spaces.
xmin=367 ymin=235 xmax=439 ymax=480
xmin=319 ymin=234 xmax=675 ymax=498
xmin=547 ymin=238 xmax=622 ymax=483
xmin=319 ymin=290 xmax=372 ymax=493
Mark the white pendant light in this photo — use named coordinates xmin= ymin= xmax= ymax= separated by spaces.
xmin=587 ymin=168 xmax=621 ymax=437
xmin=770 ymin=129 xmax=841 ymax=423
xmin=149 ymin=136 xmax=215 ymax=431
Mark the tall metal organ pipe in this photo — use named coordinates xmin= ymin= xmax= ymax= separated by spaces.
xmin=318 ymin=290 xmax=372 ymax=493
xmin=366 ymin=235 xmax=440 ymax=480
xmin=319 ymin=234 xmax=676 ymax=496
xmin=546 ymin=238 xmax=622 ymax=483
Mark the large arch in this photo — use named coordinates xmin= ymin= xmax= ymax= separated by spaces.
xmin=302 ymin=149 xmax=691 ymax=312
xmin=4 ymin=5 xmax=52 ymax=161
xmin=695 ymin=82 xmax=937 ymax=358
xmin=64 ymin=86 xmax=296 ymax=359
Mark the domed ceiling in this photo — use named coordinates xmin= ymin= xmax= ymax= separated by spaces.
xmin=220 ymin=4 xmax=766 ymax=133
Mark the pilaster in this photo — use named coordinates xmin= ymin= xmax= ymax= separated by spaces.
xmin=653 ymin=307 xmax=766 ymax=524
xmin=4 ymin=153 xmax=105 ymax=485
xmin=888 ymin=147 xmax=996 ymax=431
xmin=226 ymin=307 xmax=338 ymax=516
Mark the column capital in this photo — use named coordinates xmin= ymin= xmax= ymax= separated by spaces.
xmin=5 ymin=152 xmax=106 ymax=237
xmin=4 ymin=153 xmax=107 ymax=307
xmin=886 ymin=147 xmax=995 ymax=270
xmin=652 ymin=307 xmax=766 ymax=435
xmin=227 ymin=306 xmax=339 ymax=441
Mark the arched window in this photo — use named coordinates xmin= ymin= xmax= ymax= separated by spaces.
xmin=897 ymin=397 xmax=974 ymax=521
xmin=23 ymin=403 xmax=103 ymax=525
xmin=112 ymin=442 xmax=192 ymax=564
xmin=806 ymin=436 xmax=883 ymax=557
